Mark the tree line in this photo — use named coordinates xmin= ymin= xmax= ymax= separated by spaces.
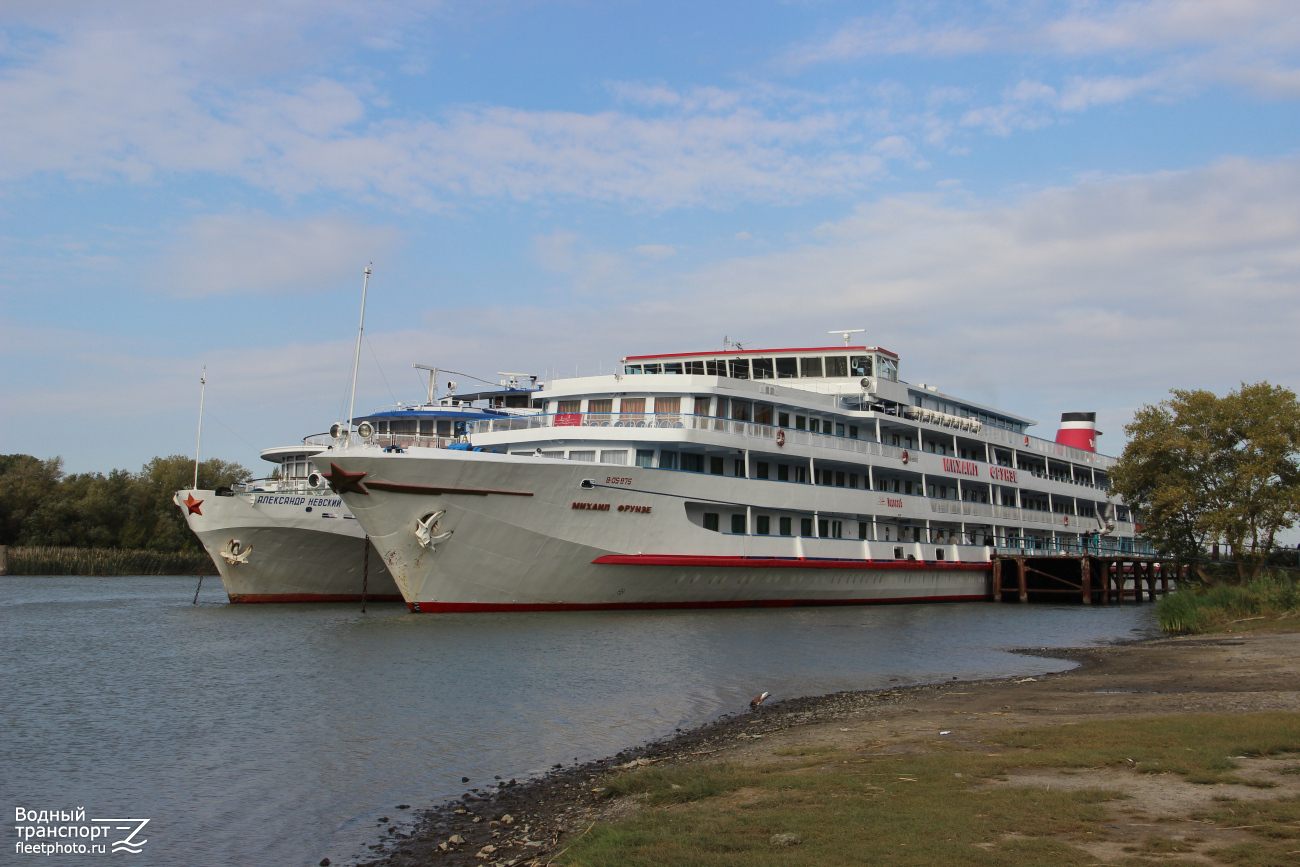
xmin=0 ymin=454 xmax=250 ymax=552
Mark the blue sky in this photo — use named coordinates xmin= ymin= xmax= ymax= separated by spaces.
xmin=2 ymin=0 xmax=1299 ymax=474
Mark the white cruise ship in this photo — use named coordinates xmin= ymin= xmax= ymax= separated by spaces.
xmin=310 ymin=342 xmax=1144 ymax=612
xmin=176 ymin=380 xmax=539 ymax=603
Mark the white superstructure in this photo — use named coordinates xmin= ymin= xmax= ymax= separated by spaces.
xmin=311 ymin=343 xmax=1145 ymax=612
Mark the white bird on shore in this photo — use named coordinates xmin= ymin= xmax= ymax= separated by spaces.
xmin=750 ymin=692 xmax=771 ymax=708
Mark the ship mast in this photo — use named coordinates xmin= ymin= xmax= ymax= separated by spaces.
xmin=345 ymin=265 xmax=372 ymax=442
xmin=193 ymin=366 xmax=206 ymax=489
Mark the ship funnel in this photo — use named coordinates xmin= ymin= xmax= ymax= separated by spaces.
xmin=1055 ymin=412 xmax=1099 ymax=452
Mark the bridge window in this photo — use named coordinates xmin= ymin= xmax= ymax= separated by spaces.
xmin=623 ymin=364 xmax=642 ymax=374
xmin=877 ymin=356 xmax=898 ymax=381
xmin=706 ymin=359 xmax=725 ymax=376
xmin=851 ymin=355 xmax=871 ymax=377
xmin=751 ymin=358 xmax=774 ymax=379
xmin=642 ymin=363 xmax=662 ymax=374
xmin=684 ymin=360 xmax=704 ymax=374
xmin=728 ymin=359 xmax=750 ymax=379
xmin=776 ymin=357 xmax=798 ymax=378
xmin=800 ymin=357 xmax=823 ymax=377
xmin=825 ymin=356 xmax=848 ymax=377
xmin=663 ymin=362 xmax=682 ymax=374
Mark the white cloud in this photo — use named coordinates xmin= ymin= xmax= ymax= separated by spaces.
xmin=156 ymin=213 xmax=401 ymax=296
xmin=0 ymin=26 xmax=892 ymax=209
xmin=784 ymin=1 xmax=1300 ymax=106
xmin=11 ymin=157 xmax=1299 ymax=467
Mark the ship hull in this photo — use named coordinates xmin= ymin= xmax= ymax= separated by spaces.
xmin=177 ymin=489 xmax=402 ymax=603
xmin=314 ymin=449 xmax=993 ymax=611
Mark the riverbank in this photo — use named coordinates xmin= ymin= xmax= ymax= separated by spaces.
xmin=356 ymin=625 xmax=1300 ymax=867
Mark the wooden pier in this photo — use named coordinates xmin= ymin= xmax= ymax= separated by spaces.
xmin=992 ymin=555 xmax=1179 ymax=604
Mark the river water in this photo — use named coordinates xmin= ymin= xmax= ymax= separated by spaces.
xmin=2 ymin=576 xmax=1157 ymax=866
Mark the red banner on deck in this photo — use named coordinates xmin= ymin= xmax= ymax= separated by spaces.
xmin=555 ymin=413 xmax=582 ymax=426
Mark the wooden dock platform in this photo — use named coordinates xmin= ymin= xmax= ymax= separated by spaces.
xmin=992 ymin=555 xmax=1179 ymax=604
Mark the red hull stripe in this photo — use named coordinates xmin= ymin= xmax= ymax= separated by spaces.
xmin=410 ymin=595 xmax=989 ymax=613
xmin=590 ymin=554 xmax=991 ymax=572
xmin=364 ymin=482 xmax=533 ymax=497
xmin=228 ymin=593 xmax=405 ymax=604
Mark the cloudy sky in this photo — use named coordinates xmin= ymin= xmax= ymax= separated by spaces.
xmin=2 ymin=0 xmax=1298 ymax=474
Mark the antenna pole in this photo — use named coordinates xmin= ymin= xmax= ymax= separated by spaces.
xmin=193 ymin=366 xmax=206 ymax=489
xmin=346 ymin=266 xmax=372 ymax=442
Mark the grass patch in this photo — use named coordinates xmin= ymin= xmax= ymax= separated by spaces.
xmin=987 ymin=712 xmax=1300 ymax=784
xmin=1157 ymin=570 xmax=1300 ymax=634
xmin=560 ymin=713 xmax=1300 ymax=866
xmin=1194 ymin=795 xmax=1300 ymax=839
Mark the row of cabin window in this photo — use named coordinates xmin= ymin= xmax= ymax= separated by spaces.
xmin=701 ymin=515 xmax=971 ymax=548
xmin=911 ymin=395 xmax=1025 ymax=435
xmin=553 ymin=397 xmax=864 ymax=439
xmin=623 ymin=355 xmax=898 ymax=381
xmin=704 ymin=513 xmax=850 ymax=538
xmin=375 ymin=418 xmax=458 ymax=436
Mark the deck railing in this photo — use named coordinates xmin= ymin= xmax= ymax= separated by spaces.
xmin=996 ymin=535 xmax=1155 ymax=557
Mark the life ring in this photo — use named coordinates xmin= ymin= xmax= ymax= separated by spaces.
xmin=775 ymin=429 xmax=785 ymax=447
xmin=901 ymin=449 xmax=909 ymax=465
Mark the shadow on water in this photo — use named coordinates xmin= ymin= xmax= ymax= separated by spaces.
xmin=2 ymin=575 xmax=1157 ymax=866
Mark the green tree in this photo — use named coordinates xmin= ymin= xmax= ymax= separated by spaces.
xmin=1112 ymin=382 xmax=1300 ymax=581
xmin=0 ymin=455 xmax=65 ymax=545
xmin=121 ymin=455 xmax=251 ymax=552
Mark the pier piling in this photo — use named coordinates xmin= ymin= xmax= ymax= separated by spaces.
xmin=992 ymin=554 xmax=1174 ymax=604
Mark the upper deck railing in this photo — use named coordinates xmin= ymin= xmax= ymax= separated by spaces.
xmin=468 ymin=412 xmax=1114 ymax=486
xmin=302 ymin=432 xmax=462 ymax=450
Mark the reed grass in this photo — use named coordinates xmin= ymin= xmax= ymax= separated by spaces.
xmin=6 ymin=546 xmax=216 ymax=576
xmin=1156 ymin=570 xmax=1300 ymax=634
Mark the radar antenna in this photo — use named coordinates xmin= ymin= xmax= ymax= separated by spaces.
xmin=829 ymin=328 xmax=866 ymax=347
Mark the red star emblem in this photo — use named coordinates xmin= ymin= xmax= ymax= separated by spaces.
xmin=183 ymin=493 xmax=204 ymax=515
xmin=325 ymin=463 xmax=369 ymax=495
